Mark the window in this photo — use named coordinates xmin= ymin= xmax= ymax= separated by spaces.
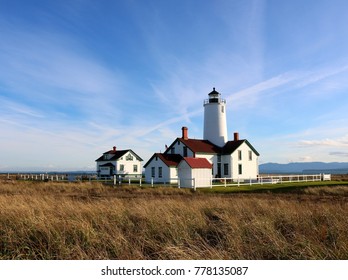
xmin=238 ymin=150 xmax=242 ymax=160
xmin=151 ymin=167 xmax=155 ymax=177
xmin=221 ymin=105 xmax=224 ymax=113
xmin=126 ymin=154 xmax=133 ymax=161
xmin=224 ymin=163 xmax=229 ymax=176
xmin=120 ymin=164 xmax=124 ymax=171
xmin=249 ymin=151 xmax=252 ymax=161
xmin=171 ymin=147 xmax=175 ymax=154
xmin=183 ymin=146 xmax=188 ymax=157
xmin=238 ymin=164 xmax=242 ymax=175
xmin=133 ymin=165 xmax=138 ymax=172
xmin=158 ymin=167 xmax=162 ymax=178
xmin=217 ymin=155 xmax=221 ymax=162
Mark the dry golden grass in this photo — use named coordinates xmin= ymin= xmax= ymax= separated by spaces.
xmin=0 ymin=180 xmax=347 ymax=260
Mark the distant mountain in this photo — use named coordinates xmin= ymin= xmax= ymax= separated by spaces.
xmin=259 ymin=162 xmax=348 ymax=174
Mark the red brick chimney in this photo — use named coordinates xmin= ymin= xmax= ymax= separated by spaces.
xmin=113 ymin=146 xmax=116 ymax=152
xmin=234 ymin=132 xmax=239 ymax=141
xmin=182 ymin=127 xmax=188 ymax=140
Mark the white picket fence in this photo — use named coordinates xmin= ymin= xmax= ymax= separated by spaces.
xmin=177 ymin=174 xmax=330 ymax=190
xmin=17 ymin=173 xmax=143 ymax=185
xmin=16 ymin=173 xmax=331 ymax=189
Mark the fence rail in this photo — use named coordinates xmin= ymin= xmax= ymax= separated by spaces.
xmin=14 ymin=173 xmax=144 ymax=185
xmin=153 ymin=174 xmax=330 ymax=189
xmin=11 ymin=173 xmax=331 ymax=189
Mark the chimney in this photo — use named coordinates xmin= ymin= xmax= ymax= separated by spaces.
xmin=182 ymin=126 xmax=188 ymax=140
xmin=113 ymin=146 xmax=116 ymax=152
xmin=234 ymin=132 xmax=239 ymax=141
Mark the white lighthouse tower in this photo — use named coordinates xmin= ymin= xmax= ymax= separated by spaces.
xmin=203 ymin=88 xmax=228 ymax=147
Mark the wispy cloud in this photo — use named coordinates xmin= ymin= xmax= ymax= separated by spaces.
xmin=329 ymin=151 xmax=348 ymax=157
xmin=226 ymin=72 xmax=296 ymax=108
xmin=297 ymin=136 xmax=348 ymax=148
xmin=0 ymin=26 xmax=123 ymax=121
xmin=1 ymin=1 xmax=348 ymax=170
xmin=0 ymin=98 xmax=44 ymax=118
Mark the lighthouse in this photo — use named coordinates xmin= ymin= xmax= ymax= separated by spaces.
xmin=203 ymin=88 xmax=228 ymax=147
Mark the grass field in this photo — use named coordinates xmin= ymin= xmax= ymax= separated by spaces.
xmin=0 ymin=179 xmax=347 ymax=260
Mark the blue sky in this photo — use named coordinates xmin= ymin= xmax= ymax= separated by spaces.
xmin=1 ymin=0 xmax=348 ymax=171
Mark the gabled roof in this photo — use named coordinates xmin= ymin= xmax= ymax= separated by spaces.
xmin=166 ymin=138 xmax=220 ymax=154
xmin=180 ymin=157 xmax=212 ymax=169
xmin=164 ymin=137 xmax=259 ymax=156
xmin=143 ymin=153 xmax=183 ymax=168
xmin=95 ymin=149 xmax=143 ymax=162
xmin=222 ymin=140 xmax=260 ymax=156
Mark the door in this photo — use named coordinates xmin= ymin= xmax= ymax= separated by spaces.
xmin=217 ymin=163 xmax=221 ymax=178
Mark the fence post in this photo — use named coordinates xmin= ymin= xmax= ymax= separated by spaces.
xmin=224 ymin=177 xmax=226 ymax=188
xmin=238 ymin=178 xmax=240 ymax=187
xmin=193 ymin=178 xmax=196 ymax=191
xmin=151 ymin=177 xmax=154 ymax=187
xmin=139 ymin=178 xmax=142 ymax=187
xmin=249 ymin=177 xmax=252 ymax=186
xmin=178 ymin=178 xmax=180 ymax=188
xmin=129 ymin=178 xmax=131 ymax=185
xmin=113 ymin=175 xmax=116 ymax=186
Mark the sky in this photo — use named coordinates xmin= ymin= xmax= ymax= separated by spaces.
xmin=1 ymin=0 xmax=348 ymax=171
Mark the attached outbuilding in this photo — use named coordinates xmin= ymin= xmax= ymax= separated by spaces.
xmin=144 ymin=153 xmax=182 ymax=184
xmin=178 ymin=157 xmax=212 ymax=188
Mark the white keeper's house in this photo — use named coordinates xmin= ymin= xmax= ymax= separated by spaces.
xmin=96 ymin=146 xmax=143 ymax=178
xmin=144 ymin=88 xmax=260 ymax=187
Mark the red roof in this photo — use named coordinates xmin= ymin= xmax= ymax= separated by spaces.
xmin=182 ymin=157 xmax=212 ymax=169
xmin=178 ymin=138 xmax=220 ymax=154
xmin=158 ymin=153 xmax=183 ymax=167
xmin=143 ymin=153 xmax=182 ymax=168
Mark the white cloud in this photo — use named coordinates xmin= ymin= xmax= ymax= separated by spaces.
xmin=297 ymin=136 xmax=348 ymax=148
